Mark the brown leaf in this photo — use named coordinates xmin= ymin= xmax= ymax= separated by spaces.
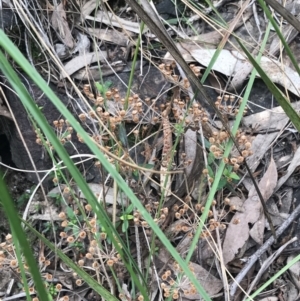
xmin=223 ymin=158 xmax=278 ymax=263
xmin=173 ymin=129 xmax=203 ymax=199
xmin=51 ymin=2 xmax=74 ymax=48
xmin=180 ymin=262 xmax=223 ymax=299
xmin=61 ymin=52 xmax=108 ymax=79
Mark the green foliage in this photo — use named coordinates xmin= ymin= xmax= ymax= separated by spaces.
xmin=119 ymin=203 xmax=135 ymax=232
xmin=95 ymin=80 xmax=112 ymax=97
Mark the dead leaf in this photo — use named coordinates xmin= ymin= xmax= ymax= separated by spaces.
xmin=208 ymin=73 xmax=225 ymax=93
xmin=242 ymin=101 xmax=300 ymax=173
xmin=72 ymin=31 xmax=90 ymax=55
xmin=287 ymin=254 xmax=300 ymax=289
xmin=276 ymin=146 xmax=300 ymax=191
xmin=223 ymin=158 xmax=278 ymax=263
xmin=249 ymin=216 xmax=265 ymax=245
xmin=86 ymin=28 xmax=132 ymax=46
xmin=84 ymin=10 xmax=146 ymax=34
xmin=172 ymin=129 xmax=203 ymax=201
xmin=48 ymin=183 xmax=124 ymax=205
xmin=170 ymin=47 xmax=300 ymax=97
xmin=55 ymin=43 xmax=70 ymax=59
xmin=61 ymin=51 xmax=108 ymax=79
xmin=51 ymin=2 xmax=74 ymax=49
xmin=81 ymin=0 xmax=99 ymax=17
xmin=179 ymin=262 xmax=223 ymax=299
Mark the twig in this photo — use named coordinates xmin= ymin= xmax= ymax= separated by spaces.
xmin=230 ymin=201 xmax=300 ymax=297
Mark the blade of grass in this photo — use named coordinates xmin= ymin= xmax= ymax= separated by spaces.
xmin=22 ymin=220 xmax=119 ymax=301
xmin=186 ymin=20 xmax=273 ymax=263
xmin=201 ymin=0 xmax=251 ymax=82
xmin=0 ymin=172 xmax=51 ymax=301
xmin=263 ymin=0 xmax=300 ymax=32
xmin=245 ymin=253 xmax=300 ymax=301
xmin=0 ymin=30 xmax=212 ymax=301
xmin=237 ymin=38 xmax=300 ymax=132
xmin=258 ymin=0 xmax=300 ymax=77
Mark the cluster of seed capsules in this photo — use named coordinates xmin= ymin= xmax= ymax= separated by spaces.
xmin=206 ymin=129 xmax=253 ymax=172
xmin=82 ymin=83 xmax=211 ymax=132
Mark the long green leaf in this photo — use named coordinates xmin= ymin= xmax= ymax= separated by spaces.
xmin=245 ymin=253 xmax=300 ymax=301
xmin=0 ymin=172 xmax=50 ymax=301
xmin=22 ymin=220 xmax=118 ymax=301
xmin=257 ymin=0 xmax=300 ymax=76
xmin=237 ymin=38 xmax=300 ymax=132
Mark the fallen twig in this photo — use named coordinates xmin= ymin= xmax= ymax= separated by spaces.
xmin=230 ymin=201 xmax=300 ymax=297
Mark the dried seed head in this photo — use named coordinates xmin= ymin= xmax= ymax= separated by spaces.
xmin=202 ymin=168 xmax=209 ymax=175
xmin=10 ymin=259 xmax=18 ymax=268
xmin=242 ymin=150 xmax=249 ymax=157
xmin=224 ymin=198 xmax=230 ymax=205
xmin=107 ymin=259 xmax=114 ymax=267
xmin=230 ymin=158 xmax=237 ymax=164
xmin=58 ymin=212 xmax=66 ymax=220
xmin=237 ymin=156 xmax=244 ymax=163
xmin=61 ymin=220 xmax=68 ymax=227
xmin=56 ymin=283 xmax=62 ymax=291
xmin=233 ymin=163 xmax=240 ymax=171
xmin=219 ymin=131 xmax=228 ymax=140
xmin=67 ymin=236 xmax=75 ymax=243
xmin=105 ymin=91 xmax=112 ymax=99
xmin=195 ymin=203 xmax=202 ymax=211
xmin=245 ymin=141 xmax=252 ymax=149
xmin=100 ymin=232 xmax=107 ymax=240
xmin=209 ymin=137 xmax=215 ymax=144
xmin=232 ymin=218 xmax=240 ymax=225
xmin=79 ymin=231 xmax=86 ymax=239
xmin=175 ymin=212 xmax=181 ymax=219
xmin=230 ymin=205 xmax=236 ymax=211
xmin=161 ymin=207 xmax=169 ymax=215
xmin=78 ymin=113 xmax=86 ymax=122
xmin=60 ymin=232 xmax=67 ymax=238
xmin=220 ymin=223 xmax=227 ymax=230
xmin=36 ymin=138 xmax=42 ymax=145
xmin=83 ymin=84 xmax=90 ymax=93
xmin=210 ymin=145 xmax=217 ymax=152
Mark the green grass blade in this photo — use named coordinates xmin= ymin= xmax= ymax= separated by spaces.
xmin=0 ymin=172 xmax=51 ymax=301
xmin=237 ymin=38 xmax=300 ymax=132
xmin=257 ymin=0 xmax=300 ymax=76
xmin=245 ymin=253 xmax=300 ymax=301
xmin=22 ymin=220 xmax=118 ymax=301
xmin=186 ymin=21 xmax=272 ymax=262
